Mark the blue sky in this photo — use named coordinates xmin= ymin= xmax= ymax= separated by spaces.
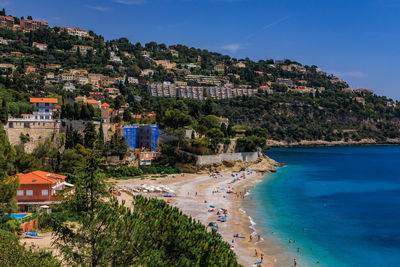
xmin=3 ymin=0 xmax=400 ymax=99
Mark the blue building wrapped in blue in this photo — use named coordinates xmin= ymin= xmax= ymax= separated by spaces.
xmin=122 ymin=124 xmax=159 ymax=151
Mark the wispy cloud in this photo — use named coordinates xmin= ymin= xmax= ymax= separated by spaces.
xmin=329 ymin=71 xmax=367 ymax=78
xmin=113 ymin=0 xmax=147 ymax=4
xmin=221 ymin=43 xmax=242 ymax=53
xmin=245 ymin=16 xmax=289 ymax=40
xmin=86 ymin=5 xmax=109 ymax=12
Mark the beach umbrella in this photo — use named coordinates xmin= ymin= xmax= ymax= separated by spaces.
xmin=221 ymin=216 xmax=227 ymax=220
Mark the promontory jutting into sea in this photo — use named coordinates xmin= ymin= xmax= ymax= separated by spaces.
xmin=0 ymin=2 xmax=399 ymax=267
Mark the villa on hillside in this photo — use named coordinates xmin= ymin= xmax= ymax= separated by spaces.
xmin=15 ymin=171 xmax=73 ymax=212
xmin=33 ymin=42 xmax=48 ymax=51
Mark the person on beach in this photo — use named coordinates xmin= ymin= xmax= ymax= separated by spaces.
xmin=254 ymin=249 xmax=258 ymax=257
xmin=260 ymin=253 xmax=264 ymax=263
xmin=249 ymin=235 xmax=252 ymax=242
xmin=258 ymin=235 xmax=261 ymax=241
xmin=294 ymin=258 xmax=297 ymax=266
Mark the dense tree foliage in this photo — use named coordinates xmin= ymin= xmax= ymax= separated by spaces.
xmin=0 ymin=230 xmax=60 ymax=267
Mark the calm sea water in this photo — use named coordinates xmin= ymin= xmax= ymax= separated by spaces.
xmin=244 ymin=146 xmax=400 ymax=267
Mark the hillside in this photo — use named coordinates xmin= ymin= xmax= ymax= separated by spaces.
xmin=0 ymin=10 xmax=399 ymax=153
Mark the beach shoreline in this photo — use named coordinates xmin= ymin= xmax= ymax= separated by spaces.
xmin=114 ymin=155 xmax=291 ymax=266
xmin=24 ymin=155 xmax=290 ymax=266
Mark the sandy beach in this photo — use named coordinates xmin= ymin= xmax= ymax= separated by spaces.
xmin=22 ymin=155 xmax=294 ymax=267
xmin=115 ymin=169 xmax=292 ymax=267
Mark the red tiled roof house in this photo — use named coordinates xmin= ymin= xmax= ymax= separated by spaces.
xmin=15 ymin=171 xmax=73 ymax=211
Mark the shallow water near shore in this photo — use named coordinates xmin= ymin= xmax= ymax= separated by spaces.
xmin=243 ymin=146 xmax=400 ymax=267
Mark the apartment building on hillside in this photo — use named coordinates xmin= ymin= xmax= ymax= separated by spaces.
xmin=0 ymin=16 xmax=14 ymax=28
xmin=61 ymin=27 xmax=89 ymax=38
xmin=20 ymin=19 xmax=49 ymax=31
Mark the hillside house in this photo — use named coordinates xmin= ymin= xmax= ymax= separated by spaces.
xmin=141 ymin=69 xmax=154 ymax=76
xmin=105 ymin=87 xmax=121 ymax=98
xmin=354 ymin=97 xmax=366 ymax=105
xmin=110 ymin=56 xmax=122 ymax=63
xmin=30 ymin=98 xmax=58 ymax=120
xmin=214 ymin=64 xmax=225 ymax=73
xmin=235 ymin=62 xmax=246 ymax=68
xmin=33 ymin=42 xmax=48 ymax=51
xmin=61 ymin=27 xmax=89 ymax=38
xmin=71 ymin=45 xmax=93 ymax=55
xmin=61 ymin=72 xmax=74 ymax=81
xmin=63 ymin=82 xmax=76 ymax=92
xmin=0 ymin=16 xmax=14 ymax=28
xmin=20 ymin=19 xmax=49 ymax=31
xmin=0 ymin=63 xmax=15 ymax=70
xmin=276 ymin=78 xmax=294 ymax=86
xmin=122 ymin=51 xmax=135 ymax=59
xmin=169 ymin=49 xmax=179 ymax=57
xmin=84 ymin=99 xmax=101 ymax=109
xmin=89 ymin=92 xmax=104 ymax=99
xmin=15 ymin=171 xmax=73 ymax=211
xmin=25 ymin=66 xmax=37 ymax=74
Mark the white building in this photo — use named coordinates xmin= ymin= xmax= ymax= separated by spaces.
xmin=33 ymin=42 xmax=48 ymax=51
xmin=63 ymin=82 xmax=76 ymax=92
xmin=61 ymin=27 xmax=89 ymax=38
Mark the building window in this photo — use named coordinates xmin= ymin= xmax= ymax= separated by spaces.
xmin=41 ymin=189 xmax=48 ymax=196
xmin=26 ymin=190 xmax=33 ymax=196
xmin=17 ymin=190 xmax=24 ymax=196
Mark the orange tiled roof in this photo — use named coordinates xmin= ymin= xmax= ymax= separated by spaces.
xmin=33 ymin=42 xmax=47 ymax=46
xmin=30 ymin=98 xmax=58 ymax=104
xmin=16 ymin=171 xmax=66 ymax=185
xmin=21 ymin=19 xmax=48 ymax=24
xmin=84 ymin=99 xmax=99 ymax=104
xmin=101 ymin=102 xmax=110 ymax=107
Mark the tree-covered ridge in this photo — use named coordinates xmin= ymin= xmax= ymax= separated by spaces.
xmin=0 ymin=9 xmax=399 ymax=150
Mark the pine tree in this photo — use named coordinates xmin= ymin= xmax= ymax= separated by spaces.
xmin=65 ymin=124 xmax=74 ymax=149
xmin=0 ymin=127 xmax=18 ymax=215
xmin=80 ymin=104 xmax=90 ymax=121
xmin=83 ymin=122 xmax=97 ymax=149
xmin=95 ymin=123 xmax=105 ymax=152
xmin=220 ymin=123 xmax=227 ymax=137
xmin=227 ymin=124 xmax=234 ymax=137
xmin=0 ymin=99 xmax=8 ymax=124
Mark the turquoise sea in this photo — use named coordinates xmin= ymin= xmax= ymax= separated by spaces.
xmin=243 ymin=146 xmax=400 ymax=267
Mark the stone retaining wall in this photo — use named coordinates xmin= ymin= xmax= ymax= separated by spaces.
xmin=177 ymin=150 xmax=261 ymax=166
